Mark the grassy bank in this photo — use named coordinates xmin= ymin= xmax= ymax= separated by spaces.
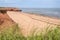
xmin=0 ymin=24 xmax=60 ymax=40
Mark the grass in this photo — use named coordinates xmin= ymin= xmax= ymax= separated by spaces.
xmin=0 ymin=24 xmax=60 ymax=40
xmin=0 ymin=24 xmax=26 ymax=40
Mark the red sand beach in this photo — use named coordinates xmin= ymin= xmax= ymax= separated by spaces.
xmin=7 ymin=11 xmax=60 ymax=36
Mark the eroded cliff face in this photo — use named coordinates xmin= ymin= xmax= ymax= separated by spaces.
xmin=0 ymin=7 xmax=21 ymax=31
xmin=0 ymin=13 xmax=16 ymax=31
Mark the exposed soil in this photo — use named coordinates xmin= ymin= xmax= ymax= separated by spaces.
xmin=0 ymin=13 xmax=16 ymax=32
xmin=0 ymin=7 xmax=21 ymax=31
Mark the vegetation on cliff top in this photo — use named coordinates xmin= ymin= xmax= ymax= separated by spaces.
xmin=0 ymin=7 xmax=22 ymax=14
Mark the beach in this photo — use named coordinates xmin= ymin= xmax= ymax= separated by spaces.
xmin=7 ymin=11 xmax=60 ymax=36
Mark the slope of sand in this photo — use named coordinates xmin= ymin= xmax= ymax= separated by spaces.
xmin=7 ymin=11 xmax=60 ymax=37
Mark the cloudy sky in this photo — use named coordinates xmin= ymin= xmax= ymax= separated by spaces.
xmin=0 ymin=0 xmax=60 ymax=8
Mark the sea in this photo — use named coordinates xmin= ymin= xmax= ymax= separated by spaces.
xmin=21 ymin=8 xmax=60 ymax=19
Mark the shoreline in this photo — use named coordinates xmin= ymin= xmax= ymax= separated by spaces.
xmin=22 ymin=12 xmax=60 ymax=20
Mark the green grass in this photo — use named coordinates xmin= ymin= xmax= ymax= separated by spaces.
xmin=0 ymin=24 xmax=60 ymax=40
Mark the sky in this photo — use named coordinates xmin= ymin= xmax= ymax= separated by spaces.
xmin=0 ymin=0 xmax=60 ymax=8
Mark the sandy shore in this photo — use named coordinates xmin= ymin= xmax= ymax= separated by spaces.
xmin=7 ymin=11 xmax=60 ymax=37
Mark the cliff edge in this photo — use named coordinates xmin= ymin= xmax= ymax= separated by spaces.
xmin=0 ymin=7 xmax=22 ymax=31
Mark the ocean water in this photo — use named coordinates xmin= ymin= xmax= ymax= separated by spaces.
xmin=21 ymin=8 xmax=60 ymax=18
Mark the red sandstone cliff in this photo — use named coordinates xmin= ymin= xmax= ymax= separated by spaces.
xmin=0 ymin=7 xmax=21 ymax=31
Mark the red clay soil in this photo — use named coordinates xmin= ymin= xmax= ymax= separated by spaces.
xmin=0 ymin=13 xmax=16 ymax=31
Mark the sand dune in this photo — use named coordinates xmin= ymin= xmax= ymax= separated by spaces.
xmin=7 ymin=11 xmax=60 ymax=36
